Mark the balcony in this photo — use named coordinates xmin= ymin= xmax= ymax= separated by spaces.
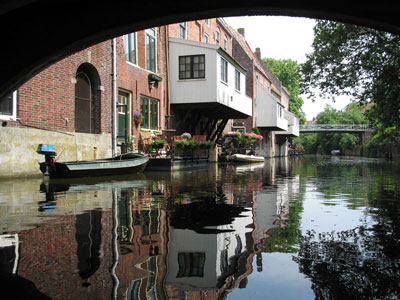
xmin=254 ymin=82 xmax=288 ymax=131
xmin=169 ymin=37 xmax=252 ymax=119
xmin=275 ymin=110 xmax=300 ymax=137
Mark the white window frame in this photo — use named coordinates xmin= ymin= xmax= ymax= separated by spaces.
xmin=204 ymin=33 xmax=209 ymax=43
xmin=235 ymin=69 xmax=240 ymax=92
xmin=145 ymin=28 xmax=157 ymax=72
xmin=123 ymin=33 xmax=137 ymax=65
xmin=0 ymin=91 xmax=17 ymax=121
xmin=216 ymin=29 xmax=220 ymax=45
xmin=179 ymin=22 xmax=187 ymax=39
xmin=220 ymin=57 xmax=228 ymax=83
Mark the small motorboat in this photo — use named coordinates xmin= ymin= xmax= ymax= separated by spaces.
xmin=37 ymin=144 xmax=149 ymax=179
xmin=229 ymin=153 xmax=265 ymax=163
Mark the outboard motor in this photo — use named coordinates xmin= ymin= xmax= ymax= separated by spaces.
xmin=37 ymin=144 xmax=56 ymax=178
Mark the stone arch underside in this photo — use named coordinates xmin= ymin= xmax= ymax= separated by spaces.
xmin=0 ymin=1 xmax=399 ymax=99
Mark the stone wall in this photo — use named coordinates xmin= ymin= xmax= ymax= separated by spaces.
xmin=0 ymin=127 xmax=112 ymax=178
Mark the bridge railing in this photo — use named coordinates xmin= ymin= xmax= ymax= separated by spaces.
xmin=300 ymin=124 xmax=374 ymax=132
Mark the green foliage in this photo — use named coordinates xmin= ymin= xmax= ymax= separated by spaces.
xmin=293 ymin=134 xmax=318 ymax=154
xmin=150 ymin=139 xmax=167 ymax=148
xmin=301 ymin=20 xmax=400 ymax=133
xmin=264 ymin=58 xmax=306 ymax=124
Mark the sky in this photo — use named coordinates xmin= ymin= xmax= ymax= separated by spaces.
xmin=224 ymin=16 xmax=351 ymax=120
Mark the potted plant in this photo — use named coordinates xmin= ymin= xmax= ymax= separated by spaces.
xmin=150 ymin=139 xmax=166 ymax=149
xmin=181 ymin=132 xmax=191 ymax=140
xmin=200 ymin=141 xmax=213 ymax=149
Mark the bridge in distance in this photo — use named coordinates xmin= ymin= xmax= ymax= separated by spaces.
xmin=300 ymin=124 xmax=374 ymax=133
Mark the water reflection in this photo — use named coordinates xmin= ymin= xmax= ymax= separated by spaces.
xmin=0 ymin=157 xmax=399 ymax=299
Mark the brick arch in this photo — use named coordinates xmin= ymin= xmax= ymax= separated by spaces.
xmin=1 ymin=1 xmax=400 ymax=99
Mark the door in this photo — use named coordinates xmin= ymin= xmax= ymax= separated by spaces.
xmin=75 ymin=72 xmax=95 ymax=133
xmin=117 ymin=91 xmax=129 ymax=142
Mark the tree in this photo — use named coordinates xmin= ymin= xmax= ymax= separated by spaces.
xmin=264 ymin=58 xmax=306 ymax=124
xmin=301 ymin=20 xmax=400 ymax=132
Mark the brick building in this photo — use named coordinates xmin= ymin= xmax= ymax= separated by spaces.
xmin=0 ymin=17 xmax=298 ymax=177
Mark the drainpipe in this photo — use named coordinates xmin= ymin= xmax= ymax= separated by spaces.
xmin=112 ymin=38 xmax=118 ymax=156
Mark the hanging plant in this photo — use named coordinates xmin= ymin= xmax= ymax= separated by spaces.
xmin=134 ymin=112 xmax=143 ymax=125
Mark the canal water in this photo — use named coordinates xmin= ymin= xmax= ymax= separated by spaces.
xmin=0 ymin=156 xmax=399 ymax=299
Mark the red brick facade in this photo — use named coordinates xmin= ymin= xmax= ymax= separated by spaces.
xmin=168 ymin=18 xmax=232 ymax=53
xmin=10 ymin=41 xmax=113 ymax=134
xmin=115 ymin=26 xmax=169 ymax=148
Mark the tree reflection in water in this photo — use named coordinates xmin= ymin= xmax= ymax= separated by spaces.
xmin=292 ymin=162 xmax=400 ymax=299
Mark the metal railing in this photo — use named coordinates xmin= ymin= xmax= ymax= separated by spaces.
xmin=300 ymin=124 xmax=374 ymax=132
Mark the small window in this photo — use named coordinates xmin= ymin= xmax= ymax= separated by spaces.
xmin=179 ymin=55 xmax=205 ymax=79
xmin=123 ymin=33 xmax=137 ymax=64
xmin=0 ymin=91 xmax=17 ymax=120
xmin=205 ymin=19 xmax=210 ymax=26
xmin=179 ymin=22 xmax=187 ymax=39
xmin=224 ymin=37 xmax=228 ymax=51
xmin=204 ymin=33 xmax=209 ymax=44
xmin=235 ymin=69 xmax=240 ymax=91
xmin=220 ymin=57 xmax=228 ymax=83
xmin=216 ymin=29 xmax=220 ymax=45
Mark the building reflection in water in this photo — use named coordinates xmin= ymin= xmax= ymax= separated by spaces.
xmin=115 ymin=159 xmax=295 ymax=300
xmin=0 ymin=158 xmax=296 ymax=299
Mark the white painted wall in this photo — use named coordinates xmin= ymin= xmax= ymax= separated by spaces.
xmin=255 ymin=82 xmax=288 ymax=130
xmin=276 ymin=110 xmax=300 ymax=137
xmin=169 ymin=38 xmax=251 ymax=117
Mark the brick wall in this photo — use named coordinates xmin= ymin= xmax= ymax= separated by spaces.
xmin=13 ymin=41 xmax=112 ymax=134
xmin=168 ymin=18 xmax=232 ymax=54
xmin=18 ymin=210 xmax=114 ymax=299
xmin=116 ymin=26 xmax=169 ymax=148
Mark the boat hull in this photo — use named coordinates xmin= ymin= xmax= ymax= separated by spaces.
xmin=39 ymin=153 xmax=149 ymax=179
xmin=230 ymin=154 xmax=265 ymax=163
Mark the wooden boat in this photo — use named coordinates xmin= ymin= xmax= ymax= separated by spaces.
xmin=229 ymin=153 xmax=265 ymax=163
xmin=38 ymin=145 xmax=149 ymax=179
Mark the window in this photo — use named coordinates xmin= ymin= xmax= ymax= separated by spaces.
xmin=146 ymin=28 xmax=156 ymax=72
xmin=140 ymin=96 xmax=159 ymax=130
xmin=177 ymin=252 xmax=205 ymax=278
xmin=179 ymin=55 xmax=205 ymax=79
xmin=220 ymin=57 xmax=228 ymax=83
xmin=224 ymin=37 xmax=228 ymax=51
xmin=179 ymin=22 xmax=187 ymax=39
xmin=205 ymin=19 xmax=210 ymax=26
xmin=123 ymin=33 xmax=137 ymax=64
xmin=235 ymin=69 xmax=240 ymax=91
xmin=0 ymin=91 xmax=17 ymax=120
xmin=216 ymin=29 xmax=220 ymax=45
xmin=204 ymin=33 xmax=209 ymax=43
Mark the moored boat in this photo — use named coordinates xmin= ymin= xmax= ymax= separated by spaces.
xmin=37 ymin=144 xmax=149 ymax=179
xmin=229 ymin=153 xmax=265 ymax=163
